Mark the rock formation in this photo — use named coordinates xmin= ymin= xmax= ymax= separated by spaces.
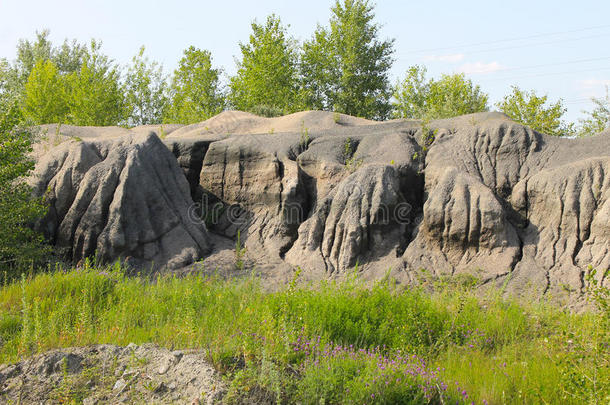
xmin=30 ymin=132 xmax=211 ymax=270
xmin=31 ymin=111 xmax=609 ymax=304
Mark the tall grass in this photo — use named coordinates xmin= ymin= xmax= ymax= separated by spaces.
xmin=0 ymin=263 xmax=607 ymax=404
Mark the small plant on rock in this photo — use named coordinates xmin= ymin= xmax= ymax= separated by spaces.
xmin=300 ymin=120 xmax=310 ymax=150
xmin=235 ymin=230 xmax=247 ymax=271
xmin=333 ymin=111 xmax=341 ymax=124
xmin=342 ymin=137 xmax=362 ymax=172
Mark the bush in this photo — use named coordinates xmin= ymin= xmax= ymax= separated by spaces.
xmin=392 ymin=65 xmax=489 ymax=119
xmin=496 ymin=86 xmax=574 ymax=137
xmin=0 ymin=103 xmax=49 ymax=277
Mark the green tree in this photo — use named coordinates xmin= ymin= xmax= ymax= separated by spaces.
xmin=125 ymin=46 xmax=168 ymax=126
xmin=497 ymin=86 xmax=574 ymax=137
xmin=13 ymin=30 xmax=53 ymax=86
xmin=0 ymin=58 xmax=17 ymax=112
xmin=0 ymin=103 xmax=49 ymax=273
xmin=22 ymin=60 xmax=68 ymax=124
xmin=229 ymin=14 xmax=300 ymax=117
xmin=52 ymin=38 xmax=88 ymax=74
xmin=0 ymin=31 xmax=53 ymax=108
xmin=391 ymin=65 xmax=430 ymax=119
xmin=165 ymin=47 xmax=225 ymax=124
xmin=6 ymin=30 xmax=87 ymax=98
xmin=392 ymin=65 xmax=489 ymax=119
xmin=63 ymin=41 xmax=127 ymax=126
xmin=301 ymin=0 xmax=394 ymax=120
xmin=579 ymin=87 xmax=609 ymax=137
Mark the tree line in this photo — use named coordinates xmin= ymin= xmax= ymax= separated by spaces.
xmin=0 ymin=0 xmax=609 ymax=275
xmin=1 ymin=0 xmax=609 ymax=136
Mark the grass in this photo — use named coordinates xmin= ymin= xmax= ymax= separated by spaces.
xmin=0 ymin=262 xmax=608 ymax=404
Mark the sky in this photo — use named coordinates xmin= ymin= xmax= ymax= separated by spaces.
xmin=1 ymin=0 xmax=609 ymax=122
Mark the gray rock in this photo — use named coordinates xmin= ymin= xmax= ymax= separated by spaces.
xmin=83 ymin=397 xmax=97 ymax=405
xmin=157 ymin=359 xmax=171 ymax=375
xmin=113 ymin=378 xmax=127 ymax=392
xmin=0 ymin=344 xmax=226 ymax=403
xmin=31 ymin=132 xmax=212 ymax=270
xmin=30 ymin=111 xmax=609 ymax=304
xmin=286 ymin=164 xmax=418 ymax=274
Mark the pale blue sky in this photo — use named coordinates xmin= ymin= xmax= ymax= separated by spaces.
xmin=1 ymin=0 xmax=609 ymax=122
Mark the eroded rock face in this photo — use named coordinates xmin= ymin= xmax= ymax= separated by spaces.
xmin=509 ymin=157 xmax=610 ymax=297
xmin=31 ymin=132 xmax=212 ymax=270
xmin=32 ymin=111 xmax=609 ymax=304
xmin=285 ymin=164 xmax=417 ymax=274
xmin=401 ymin=113 xmax=609 ymax=300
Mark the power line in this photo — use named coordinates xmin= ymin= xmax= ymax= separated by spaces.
xmin=476 ymin=66 xmax=610 ymax=82
xmin=564 ymin=98 xmax=596 ymax=104
xmin=400 ymin=32 xmax=610 ymax=58
xmin=459 ymin=33 xmax=610 ymax=55
xmin=401 ymin=23 xmax=610 ymax=54
xmin=564 ymin=97 xmax=608 ymax=105
xmin=468 ymin=56 xmax=610 ymax=75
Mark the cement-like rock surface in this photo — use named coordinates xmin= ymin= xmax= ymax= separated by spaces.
xmin=30 ymin=132 xmax=212 ymax=270
xmin=31 ymin=111 xmax=609 ymax=304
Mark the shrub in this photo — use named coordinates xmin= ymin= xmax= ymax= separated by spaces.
xmin=0 ymin=103 xmax=49 ymax=277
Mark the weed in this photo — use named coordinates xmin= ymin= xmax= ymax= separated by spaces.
xmin=300 ymin=120 xmax=309 ymax=150
xmin=342 ymin=137 xmax=363 ymax=172
xmin=333 ymin=112 xmax=342 ymax=124
xmin=52 ymin=123 xmax=63 ymax=146
xmin=552 ymin=267 xmax=610 ymax=404
xmin=235 ymin=230 xmax=247 ymax=271
xmin=1 ymin=264 xmax=607 ymax=404
xmin=420 ymin=119 xmax=436 ymax=152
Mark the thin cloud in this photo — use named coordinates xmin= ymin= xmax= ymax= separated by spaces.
xmin=577 ymin=79 xmax=610 ymax=99
xmin=458 ymin=61 xmax=504 ymax=74
xmin=422 ymin=53 xmax=465 ymax=63
xmin=579 ymin=78 xmax=610 ymax=89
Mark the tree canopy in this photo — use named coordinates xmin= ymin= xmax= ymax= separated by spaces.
xmin=22 ymin=59 xmax=68 ymax=124
xmin=63 ymin=46 xmax=126 ymax=126
xmin=496 ymin=86 xmax=574 ymax=137
xmin=2 ymin=27 xmax=608 ymax=132
xmin=0 ymin=103 xmax=48 ymax=273
xmin=578 ymin=87 xmax=609 ymax=137
xmin=301 ymin=0 xmax=394 ymax=120
xmin=229 ymin=14 xmax=300 ymax=117
xmin=393 ymin=65 xmax=489 ymax=120
xmin=9 ymin=30 xmax=87 ymax=96
xmin=125 ymin=46 xmax=168 ymax=126
xmin=164 ymin=46 xmax=225 ymax=124
xmin=19 ymin=39 xmax=126 ymax=126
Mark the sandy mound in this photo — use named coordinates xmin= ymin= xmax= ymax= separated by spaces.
xmin=167 ymin=110 xmax=381 ymax=138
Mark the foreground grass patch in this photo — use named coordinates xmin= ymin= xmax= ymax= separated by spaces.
xmin=0 ymin=264 xmax=608 ymax=404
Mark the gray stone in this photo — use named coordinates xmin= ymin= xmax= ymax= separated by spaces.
xmin=31 ymin=133 xmax=212 ymax=270
xmin=113 ymin=378 xmax=127 ymax=392
xmin=30 ymin=111 xmax=610 ymax=305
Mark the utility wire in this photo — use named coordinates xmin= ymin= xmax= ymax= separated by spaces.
xmin=401 ymin=32 xmax=610 ymax=58
xmin=402 ymin=23 xmax=610 ymax=54
xmin=467 ymin=55 xmax=610 ymax=75
xmin=475 ymin=66 xmax=610 ymax=82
